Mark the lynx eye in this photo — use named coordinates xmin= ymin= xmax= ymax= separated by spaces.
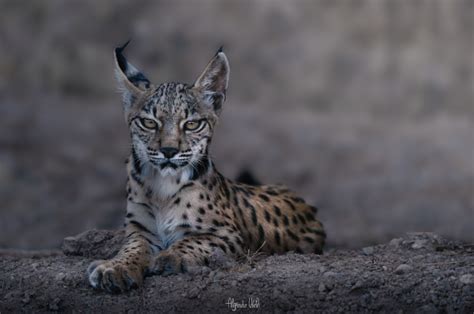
xmin=184 ymin=120 xmax=201 ymax=131
xmin=140 ymin=118 xmax=157 ymax=130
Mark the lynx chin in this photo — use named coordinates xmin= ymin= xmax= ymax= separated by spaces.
xmin=87 ymin=42 xmax=326 ymax=293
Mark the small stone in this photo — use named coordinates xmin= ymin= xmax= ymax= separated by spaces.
xmin=394 ymin=264 xmax=413 ymax=274
xmin=318 ymin=283 xmax=327 ymax=292
xmin=351 ymin=280 xmax=364 ymax=291
xmin=459 ymin=274 xmax=473 ymax=284
xmin=213 ymin=272 xmax=225 ymax=281
xmin=21 ymin=295 xmax=31 ymax=304
xmin=412 ymin=239 xmax=428 ymax=249
xmin=187 ymin=287 xmax=200 ymax=298
xmin=48 ymin=298 xmax=61 ymax=311
xmin=389 ymin=238 xmax=403 ymax=247
xmin=323 ymin=271 xmax=337 ymax=278
xmin=362 ymin=247 xmax=374 ymax=255
xmin=231 ymin=280 xmax=238 ymax=287
xmin=55 ymin=272 xmax=66 ymax=282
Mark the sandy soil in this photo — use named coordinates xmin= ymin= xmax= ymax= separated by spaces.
xmin=0 ymin=230 xmax=472 ymax=313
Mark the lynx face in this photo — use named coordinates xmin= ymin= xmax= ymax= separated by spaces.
xmin=115 ymin=42 xmax=229 ymax=178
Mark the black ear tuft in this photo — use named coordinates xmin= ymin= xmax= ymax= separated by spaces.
xmin=216 ymin=46 xmax=224 ymax=55
xmin=115 ymin=39 xmax=132 ymax=74
xmin=117 ymin=39 xmax=132 ymax=52
xmin=114 ymin=40 xmax=150 ymax=90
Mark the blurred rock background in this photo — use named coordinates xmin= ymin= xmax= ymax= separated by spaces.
xmin=0 ymin=0 xmax=472 ymax=249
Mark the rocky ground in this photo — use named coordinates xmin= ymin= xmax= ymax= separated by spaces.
xmin=0 ymin=231 xmax=472 ymax=313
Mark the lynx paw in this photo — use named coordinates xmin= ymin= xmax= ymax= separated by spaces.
xmin=150 ymin=252 xmax=191 ymax=276
xmin=87 ymin=259 xmax=143 ymax=293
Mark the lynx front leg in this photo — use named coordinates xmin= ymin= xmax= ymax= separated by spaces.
xmin=151 ymin=233 xmax=242 ymax=276
xmin=87 ymin=202 xmax=161 ymax=293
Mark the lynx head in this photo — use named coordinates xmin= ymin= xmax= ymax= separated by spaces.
xmin=115 ymin=42 xmax=229 ymax=179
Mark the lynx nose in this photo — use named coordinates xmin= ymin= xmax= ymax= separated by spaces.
xmin=160 ymin=147 xmax=179 ymax=159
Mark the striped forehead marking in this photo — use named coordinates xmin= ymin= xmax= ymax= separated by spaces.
xmin=143 ymin=82 xmax=199 ymax=118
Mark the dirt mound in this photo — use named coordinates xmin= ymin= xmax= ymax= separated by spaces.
xmin=0 ymin=231 xmax=473 ymax=313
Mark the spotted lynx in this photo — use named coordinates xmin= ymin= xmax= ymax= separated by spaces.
xmin=87 ymin=42 xmax=326 ymax=293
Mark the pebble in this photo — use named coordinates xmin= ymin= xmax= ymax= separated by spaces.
xmin=213 ymin=272 xmax=225 ymax=281
xmin=55 ymin=272 xmax=66 ymax=281
xmin=323 ymin=271 xmax=338 ymax=278
xmin=318 ymin=283 xmax=327 ymax=292
xmin=362 ymin=247 xmax=374 ymax=255
xmin=187 ymin=287 xmax=200 ymax=299
xmin=351 ymin=280 xmax=364 ymax=291
xmin=48 ymin=298 xmax=61 ymax=311
xmin=412 ymin=239 xmax=428 ymax=249
xmin=394 ymin=264 xmax=413 ymax=274
xmin=459 ymin=274 xmax=473 ymax=284
xmin=389 ymin=238 xmax=403 ymax=247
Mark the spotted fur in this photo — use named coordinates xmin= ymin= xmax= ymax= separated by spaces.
xmin=87 ymin=43 xmax=326 ymax=293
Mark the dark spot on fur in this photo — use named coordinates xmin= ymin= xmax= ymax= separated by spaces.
xmin=292 ymin=215 xmax=298 ymax=225
xmin=287 ymin=229 xmax=299 ymax=241
xmin=178 ymin=182 xmax=194 ymax=192
xmin=264 ymin=210 xmax=271 ymax=223
xmin=218 ymin=244 xmax=227 ymax=252
xmin=274 ymin=230 xmax=281 ymax=246
xmin=283 ymin=199 xmax=296 ymax=211
xmin=251 ymin=206 xmax=258 ymax=225
xmin=305 ymin=212 xmax=315 ymax=221
xmin=297 ymin=214 xmax=306 ymax=224
xmin=273 ymin=205 xmax=282 ymax=216
xmin=273 ymin=218 xmax=279 ymax=227
xmin=228 ymin=243 xmax=236 ymax=253
xmin=291 ymin=197 xmax=305 ymax=203
xmin=257 ymin=225 xmax=265 ymax=246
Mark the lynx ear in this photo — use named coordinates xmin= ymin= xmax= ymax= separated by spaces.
xmin=192 ymin=47 xmax=230 ymax=113
xmin=114 ymin=40 xmax=151 ymax=107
